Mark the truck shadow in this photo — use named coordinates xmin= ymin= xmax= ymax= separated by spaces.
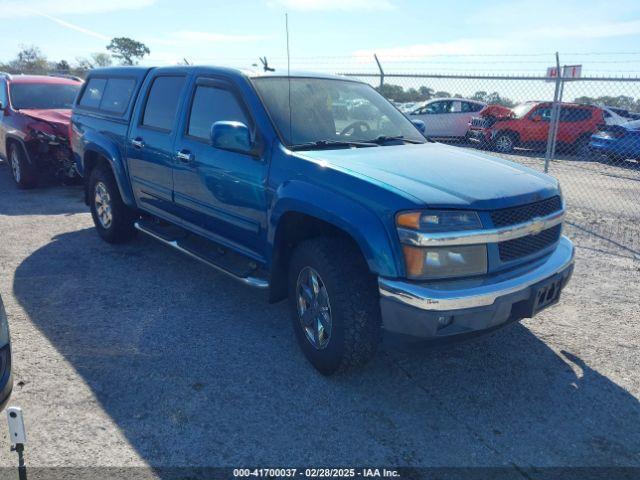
xmin=0 ymin=164 xmax=86 ymax=216
xmin=12 ymin=228 xmax=640 ymax=471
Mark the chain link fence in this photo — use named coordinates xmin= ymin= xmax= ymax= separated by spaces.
xmin=337 ymin=68 xmax=640 ymax=257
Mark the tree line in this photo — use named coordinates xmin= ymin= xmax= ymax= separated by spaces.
xmin=0 ymin=38 xmax=151 ymax=77
xmin=376 ymin=83 xmax=640 ymax=112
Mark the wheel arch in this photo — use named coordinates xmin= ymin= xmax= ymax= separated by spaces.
xmin=5 ymin=136 xmax=33 ymax=165
xmin=81 ymin=142 xmax=136 ymax=208
xmin=267 ymin=183 xmax=400 ymax=303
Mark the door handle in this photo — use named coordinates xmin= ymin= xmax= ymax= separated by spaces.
xmin=176 ymin=150 xmax=194 ymax=163
xmin=131 ymin=138 xmax=145 ymax=149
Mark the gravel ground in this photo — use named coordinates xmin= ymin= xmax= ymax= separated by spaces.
xmin=0 ymin=152 xmax=638 ymax=475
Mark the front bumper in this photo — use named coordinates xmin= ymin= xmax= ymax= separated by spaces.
xmin=378 ymin=236 xmax=574 ymax=338
xmin=467 ymin=128 xmax=492 ymax=144
xmin=0 ymin=345 xmax=12 ymax=411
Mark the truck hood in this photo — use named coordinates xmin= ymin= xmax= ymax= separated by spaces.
xmin=19 ymin=109 xmax=72 ymax=138
xmin=298 ymin=143 xmax=559 ymax=209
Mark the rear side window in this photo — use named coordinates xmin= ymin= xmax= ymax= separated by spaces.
xmin=560 ymin=108 xmax=592 ymax=122
xmin=142 ymin=76 xmax=186 ymax=131
xmin=187 ymin=85 xmax=250 ymax=140
xmin=462 ymin=102 xmax=484 ymax=113
xmin=100 ymin=78 xmax=135 ymax=114
xmin=0 ymin=80 xmax=7 ymax=107
xmin=79 ymin=78 xmax=107 ymax=109
xmin=78 ymin=77 xmax=135 ymax=115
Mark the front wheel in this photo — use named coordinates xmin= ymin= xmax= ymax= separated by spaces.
xmin=493 ymin=133 xmax=516 ymax=153
xmin=89 ymin=165 xmax=138 ymax=243
xmin=288 ymin=238 xmax=382 ymax=375
xmin=8 ymin=143 xmax=36 ymax=189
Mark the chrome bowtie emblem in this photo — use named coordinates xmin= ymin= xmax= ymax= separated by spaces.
xmin=530 ymin=218 xmax=544 ymax=236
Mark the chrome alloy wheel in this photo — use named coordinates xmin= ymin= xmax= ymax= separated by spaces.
xmin=495 ymin=134 xmax=514 ymax=152
xmin=94 ymin=182 xmax=113 ymax=229
xmin=10 ymin=149 xmax=21 ymax=183
xmin=296 ymin=266 xmax=333 ymax=350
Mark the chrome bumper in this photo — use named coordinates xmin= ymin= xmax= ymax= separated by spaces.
xmin=378 ymin=236 xmax=575 ymax=338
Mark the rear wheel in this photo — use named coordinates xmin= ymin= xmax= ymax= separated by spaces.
xmin=89 ymin=164 xmax=138 ymax=243
xmin=493 ymin=132 xmax=516 ymax=153
xmin=8 ymin=143 xmax=36 ymax=189
xmin=573 ymin=135 xmax=592 ymax=158
xmin=288 ymin=237 xmax=381 ymax=375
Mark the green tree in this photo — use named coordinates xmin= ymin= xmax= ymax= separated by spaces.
xmin=55 ymin=60 xmax=70 ymax=72
xmin=418 ymin=86 xmax=434 ymax=100
xmin=92 ymin=52 xmax=113 ymax=67
xmin=106 ymin=37 xmax=150 ymax=65
xmin=10 ymin=45 xmax=49 ymax=73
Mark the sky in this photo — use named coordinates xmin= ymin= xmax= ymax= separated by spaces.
xmin=1 ymin=0 xmax=640 ymax=78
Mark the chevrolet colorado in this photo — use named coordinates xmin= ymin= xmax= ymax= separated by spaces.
xmin=71 ymin=66 xmax=574 ymax=375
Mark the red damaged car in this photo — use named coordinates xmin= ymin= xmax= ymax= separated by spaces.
xmin=0 ymin=73 xmax=82 ymax=188
xmin=467 ymin=101 xmax=604 ymax=155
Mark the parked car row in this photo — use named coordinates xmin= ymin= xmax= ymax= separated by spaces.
xmin=394 ymin=95 xmax=640 ymax=163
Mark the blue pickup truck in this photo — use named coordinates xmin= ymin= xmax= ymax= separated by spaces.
xmin=71 ymin=66 xmax=574 ymax=375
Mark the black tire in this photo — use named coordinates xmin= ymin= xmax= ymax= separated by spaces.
xmin=492 ymin=132 xmax=516 ymax=153
xmin=572 ymin=135 xmax=592 ymax=158
xmin=288 ymin=237 xmax=382 ymax=375
xmin=8 ymin=143 xmax=37 ymax=189
xmin=88 ymin=164 xmax=138 ymax=243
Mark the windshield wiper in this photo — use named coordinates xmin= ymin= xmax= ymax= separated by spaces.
xmin=290 ymin=139 xmax=378 ymax=151
xmin=365 ymin=135 xmax=425 ymax=145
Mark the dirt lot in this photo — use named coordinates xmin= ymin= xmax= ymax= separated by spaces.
xmin=0 ymin=149 xmax=638 ymax=475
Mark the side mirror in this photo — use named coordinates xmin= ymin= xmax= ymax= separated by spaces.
xmin=531 ymin=115 xmax=541 ymax=122
xmin=210 ymin=121 xmax=254 ymax=155
xmin=411 ymin=119 xmax=426 ymax=135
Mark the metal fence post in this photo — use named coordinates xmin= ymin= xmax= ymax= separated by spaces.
xmin=374 ymin=54 xmax=384 ymax=89
xmin=544 ymin=52 xmax=562 ymax=173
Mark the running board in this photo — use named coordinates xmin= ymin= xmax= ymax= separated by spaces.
xmin=134 ymin=221 xmax=269 ymax=289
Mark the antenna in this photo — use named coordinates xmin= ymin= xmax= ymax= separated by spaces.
xmin=259 ymin=56 xmax=274 ymax=72
xmin=286 ymin=13 xmax=293 ymax=144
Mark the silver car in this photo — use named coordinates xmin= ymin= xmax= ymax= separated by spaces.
xmin=408 ymin=98 xmax=486 ymax=138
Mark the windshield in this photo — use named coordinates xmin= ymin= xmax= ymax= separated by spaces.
xmin=511 ymin=103 xmax=535 ymax=119
xmin=252 ymin=77 xmax=426 ymax=147
xmin=10 ymin=83 xmax=80 ymax=110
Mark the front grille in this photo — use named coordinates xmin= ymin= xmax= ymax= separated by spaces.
xmin=490 ymin=196 xmax=562 ymax=228
xmin=470 ymin=117 xmax=486 ymax=127
xmin=498 ymin=224 xmax=562 ymax=262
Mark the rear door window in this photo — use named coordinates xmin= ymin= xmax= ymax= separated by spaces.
xmin=79 ymin=78 xmax=107 ymax=109
xmin=99 ymin=78 xmax=135 ymax=114
xmin=560 ymin=108 xmax=592 ymax=122
xmin=142 ymin=76 xmax=186 ymax=131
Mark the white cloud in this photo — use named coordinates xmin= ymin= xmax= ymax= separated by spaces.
xmin=532 ymin=19 xmax=640 ymax=39
xmin=269 ymin=0 xmax=394 ymax=11
xmin=170 ymin=31 xmax=269 ymax=43
xmin=33 ymin=12 xmax=109 ymax=40
xmin=0 ymin=0 xmax=157 ymax=18
xmin=352 ymin=39 xmax=508 ymax=63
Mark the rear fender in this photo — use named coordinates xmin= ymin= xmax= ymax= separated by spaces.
xmin=80 ymin=132 xmax=135 ymax=208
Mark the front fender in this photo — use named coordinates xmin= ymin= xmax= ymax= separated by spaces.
xmin=269 ymin=180 xmax=400 ymax=277
xmin=78 ymin=131 xmax=136 ymax=208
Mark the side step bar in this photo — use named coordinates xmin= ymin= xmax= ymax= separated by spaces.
xmin=134 ymin=221 xmax=269 ymax=289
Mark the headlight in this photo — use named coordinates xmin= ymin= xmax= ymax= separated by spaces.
xmin=0 ymin=299 xmax=9 ymax=348
xmin=397 ymin=210 xmax=487 ymax=280
xmin=402 ymin=244 xmax=487 ymax=280
xmin=397 ymin=210 xmax=482 ymax=232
